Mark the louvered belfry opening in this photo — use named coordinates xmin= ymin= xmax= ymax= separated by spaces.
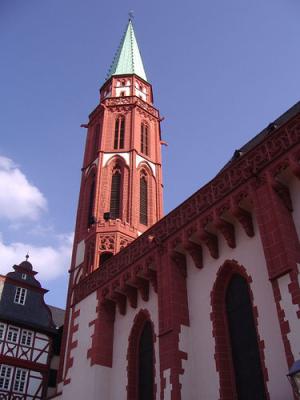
xmin=114 ymin=117 xmax=125 ymax=149
xmin=140 ymin=173 xmax=148 ymax=225
xmin=110 ymin=169 xmax=121 ymax=219
xmin=138 ymin=321 xmax=154 ymax=400
xmin=87 ymin=179 xmax=95 ymax=227
xmin=226 ymin=274 xmax=267 ymax=400
xmin=141 ymin=123 xmax=149 ymax=155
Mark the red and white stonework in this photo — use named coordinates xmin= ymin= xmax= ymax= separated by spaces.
xmin=54 ymin=20 xmax=300 ymax=400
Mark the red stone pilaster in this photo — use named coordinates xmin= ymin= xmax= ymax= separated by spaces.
xmin=87 ymin=290 xmax=116 ymax=367
xmin=252 ymin=176 xmax=300 ymax=367
xmin=157 ymin=248 xmax=189 ymax=400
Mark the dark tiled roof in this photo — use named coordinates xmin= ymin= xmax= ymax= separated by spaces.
xmin=48 ymin=305 xmax=65 ymax=328
xmin=218 ymin=101 xmax=300 ymax=174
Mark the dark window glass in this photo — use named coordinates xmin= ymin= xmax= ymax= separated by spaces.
xmin=110 ymin=172 xmax=121 ymax=219
xmin=87 ymin=180 xmax=95 ymax=226
xmin=140 ymin=176 xmax=148 ymax=225
xmin=138 ymin=321 xmax=154 ymax=400
xmin=48 ymin=369 xmax=57 ymax=388
xmin=114 ymin=118 xmax=120 ymax=149
xmin=99 ymin=252 xmax=113 ymax=267
xmin=119 ymin=118 xmax=125 ymax=148
xmin=226 ymin=275 xmax=267 ymax=400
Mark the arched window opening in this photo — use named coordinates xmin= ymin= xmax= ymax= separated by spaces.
xmin=138 ymin=321 xmax=154 ymax=400
xmin=140 ymin=173 xmax=148 ymax=225
xmin=226 ymin=274 xmax=267 ymax=400
xmin=114 ymin=117 xmax=125 ymax=149
xmin=141 ymin=123 xmax=149 ymax=156
xmin=87 ymin=179 xmax=95 ymax=227
xmin=99 ymin=252 xmax=113 ymax=267
xmin=110 ymin=169 xmax=121 ymax=219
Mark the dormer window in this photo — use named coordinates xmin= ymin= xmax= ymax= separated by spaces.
xmin=14 ymin=287 xmax=27 ymax=305
xmin=21 ymin=273 xmax=26 ymax=280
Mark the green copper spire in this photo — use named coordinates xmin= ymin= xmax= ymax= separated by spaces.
xmin=106 ymin=19 xmax=147 ymax=82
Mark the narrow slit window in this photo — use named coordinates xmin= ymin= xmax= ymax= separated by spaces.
xmin=110 ymin=171 xmax=121 ymax=219
xmin=114 ymin=117 xmax=125 ymax=149
xmin=140 ymin=175 xmax=148 ymax=225
xmin=141 ymin=123 xmax=149 ymax=156
xmin=87 ymin=180 xmax=95 ymax=227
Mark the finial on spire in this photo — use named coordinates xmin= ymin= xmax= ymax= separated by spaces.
xmin=128 ymin=10 xmax=134 ymax=21
xmin=25 ymin=253 xmax=29 ymax=261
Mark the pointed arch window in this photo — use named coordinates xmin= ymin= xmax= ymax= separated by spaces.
xmin=87 ymin=179 xmax=95 ymax=227
xmin=138 ymin=321 xmax=154 ymax=400
xmin=141 ymin=123 xmax=149 ymax=156
xmin=226 ymin=274 xmax=267 ymax=400
xmin=114 ymin=117 xmax=125 ymax=149
xmin=140 ymin=172 xmax=148 ymax=225
xmin=110 ymin=168 xmax=121 ymax=219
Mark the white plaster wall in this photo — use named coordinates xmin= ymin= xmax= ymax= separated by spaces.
xmin=103 ymin=152 xmax=130 ymax=167
xmin=61 ymin=292 xmax=111 ymax=400
xmin=136 ymin=155 xmax=156 ymax=176
xmin=110 ymin=285 xmax=160 ymax=400
xmin=181 ymin=217 xmax=292 ymax=400
xmin=289 ymin=176 xmax=300 ymax=241
xmin=28 ymin=371 xmax=43 ymax=397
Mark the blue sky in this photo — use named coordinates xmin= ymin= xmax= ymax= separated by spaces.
xmin=0 ymin=0 xmax=299 ymax=308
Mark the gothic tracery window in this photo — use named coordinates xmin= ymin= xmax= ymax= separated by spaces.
xmin=114 ymin=116 xmax=125 ymax=149
xmin=141 ymin=122 xmax=149 ymax=155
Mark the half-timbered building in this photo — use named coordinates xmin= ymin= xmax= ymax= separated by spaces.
xmin=52 ymin=19 xmax=300 ymax=400
xmin=0 ymin=259 xmax=64 ymax=399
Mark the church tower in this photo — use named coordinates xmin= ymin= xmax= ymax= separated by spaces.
xmin=71 ymin=18 xmax=163 ymax=283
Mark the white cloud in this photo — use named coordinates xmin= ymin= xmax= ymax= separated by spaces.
xmin=0 ymin=156 xmax=47 ymax=221
xmin=0 ymin=233 xmax=73 ymax=281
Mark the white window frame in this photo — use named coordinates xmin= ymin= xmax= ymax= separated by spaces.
xmin=20 ymin=329 xmax=33 ymax=347
xmin=0 ymin=322 xmax=5 ymax=341
xmin=14 ymin=287 xmax=27 ymax=305
xmin=13 ymin=368 xmax=28 ymax=393
xmin=7 ymin=326 xmax=20 ymax=344
xmin=21 ymin=273 xmax=27 ymax=280
xmin=0 ymin=365 xmax=13 ymax=391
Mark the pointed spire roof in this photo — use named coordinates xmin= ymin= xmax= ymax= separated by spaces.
xmin=106 ymin=19 xmax=147 ymax=82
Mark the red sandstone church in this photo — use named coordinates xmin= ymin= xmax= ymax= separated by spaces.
xmin=51 ymin=19 xmax=300 ymax=400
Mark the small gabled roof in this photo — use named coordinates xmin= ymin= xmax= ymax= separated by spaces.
xmin=106 ymin=19 xmax=147 ymax=82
